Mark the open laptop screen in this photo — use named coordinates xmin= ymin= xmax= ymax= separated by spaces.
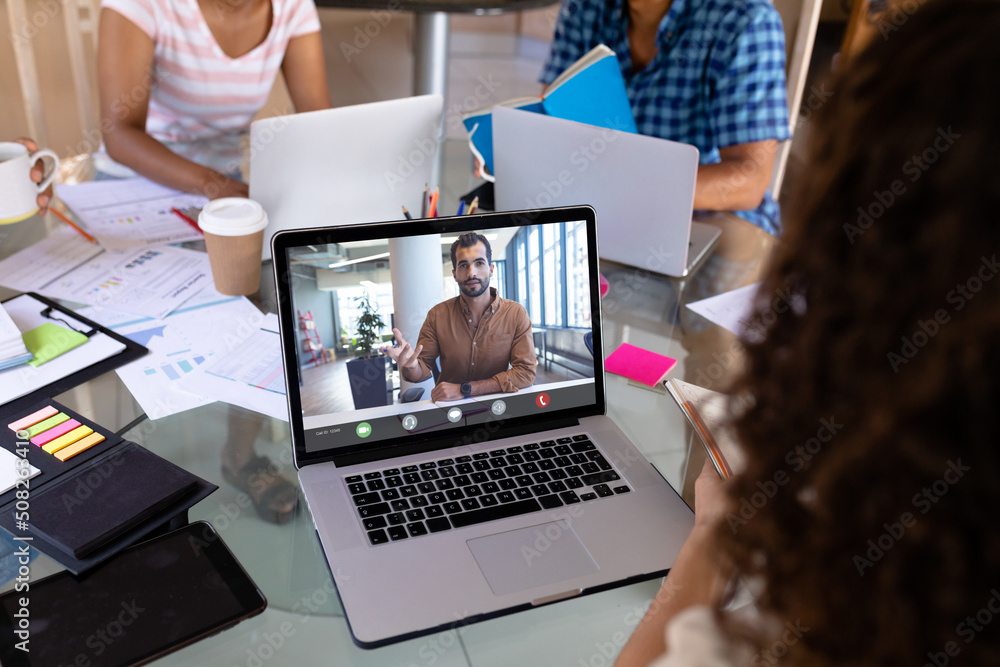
xmin=273 ymin=207 xmax=604 ymax=464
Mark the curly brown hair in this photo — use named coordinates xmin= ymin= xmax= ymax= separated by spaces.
xmin=716 ymin=0 xmax=1000 ymax=664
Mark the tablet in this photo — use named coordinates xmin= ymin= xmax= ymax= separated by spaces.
xmin=0 ymin=521 xmax=266 ymax=666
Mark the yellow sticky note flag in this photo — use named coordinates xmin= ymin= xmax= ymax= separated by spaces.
xmin=42 ymin=425 xmax=94 ymax=454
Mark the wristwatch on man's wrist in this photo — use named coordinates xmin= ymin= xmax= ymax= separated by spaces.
xmin=460 ymin=382 xmax=472 ymax=399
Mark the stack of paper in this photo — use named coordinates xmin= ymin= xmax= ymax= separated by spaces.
xmin=0 ymin=303 xmax=32 ymax=370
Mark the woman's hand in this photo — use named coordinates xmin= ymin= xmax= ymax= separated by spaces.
xmin=613 ymin=458 xmax=734 ymax=667
xmin=16 ymin=138 xmax=53 ymax=215
xmin=693 ymin=456 xmax=729 ymax=531
xmin=204 ymin=175 xmax=249 ymax=199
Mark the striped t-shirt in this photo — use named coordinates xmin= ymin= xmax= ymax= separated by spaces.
xmin=101 ymin=0 xmax=320 ymax=174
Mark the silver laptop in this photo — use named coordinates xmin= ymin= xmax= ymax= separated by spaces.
xmin=492 ymin=107 xmax=720 ymax=278
xmin=272 ymin=206 xmax=694 ymax=648
xmin=249 ymin=94 xmax=443 ymax=260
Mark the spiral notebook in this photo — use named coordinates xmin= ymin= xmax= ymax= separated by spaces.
xmin=665 ymin=379 xmax=747 ymax=479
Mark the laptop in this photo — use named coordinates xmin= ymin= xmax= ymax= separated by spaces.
xmin=492 ymin=107 xmax=720 ymax=278
xmin=249 ymin=94 xmax=443 ymax=260
xmin=272 ymin=205 xmax=695 ymax=648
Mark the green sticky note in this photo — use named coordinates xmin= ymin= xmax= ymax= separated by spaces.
xmin=24 ymin=412 xmax=70 ymax=438
xmin=22 ymin=322 xmax=88 ymax=367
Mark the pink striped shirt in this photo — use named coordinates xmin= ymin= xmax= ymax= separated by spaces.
xmin=102 ymin=0 xmax=320 ymax=174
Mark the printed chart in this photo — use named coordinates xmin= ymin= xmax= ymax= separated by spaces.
xmin=55 ymin=177 xmax=207 ymax=252
xmin=181 ymin=314 xmax=289 ymax=421
xmin=78 ymin=290 xmax=263 ymax=419
xmin=40 ymin=246 xmax=211 ymax=320
xmin=205 ymin=328 xmax=284 ymax=394
xmin=143 ymin=350 xmax=208 ymax=382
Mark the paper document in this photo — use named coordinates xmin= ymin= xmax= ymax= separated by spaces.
xmin=79 ymin=290 xmax=265 ymax=420
xmin=686 ymin=283 xmax=761 ymax=342
xmin=55 ymin=177 xmax=206 ymax=252
xmin=0 ymin=227 xmax=105 ymax=292
xmin=0 ymin=294 xmax=127 ymax=407
xmin=178 ymin=313 xmax=288 ymax=421
xmin=0 ymin=448 xmax=41 ymax=496
xmin=39 ymin=246 xmax=210 ymax=320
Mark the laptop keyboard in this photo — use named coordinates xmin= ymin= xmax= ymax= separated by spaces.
xmin=343 ymin=434 xmax=631 ymax=546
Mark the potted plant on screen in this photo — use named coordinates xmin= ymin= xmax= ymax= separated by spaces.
xmin=346 ymin=291 xmax=393 ymax=410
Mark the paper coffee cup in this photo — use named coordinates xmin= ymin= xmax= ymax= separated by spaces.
xmin=198 ymin=198 xmax=268 ymax=296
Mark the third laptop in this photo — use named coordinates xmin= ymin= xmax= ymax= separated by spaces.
xmin=272 ymin=205 xmax=695 ymax=647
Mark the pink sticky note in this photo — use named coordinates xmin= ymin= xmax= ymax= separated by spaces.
xmin=605 ymin=343 xmax=677 ymax=387
xmin=8 ymin=405 xmax=59 ymax=433
xmin=31 ymin=419 xmax=82 ymax=446
xmin=599 ymin=274 xmax=609 ymax=298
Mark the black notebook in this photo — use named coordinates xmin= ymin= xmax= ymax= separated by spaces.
xmin=28 ymin=444 xmax=199 ymax=558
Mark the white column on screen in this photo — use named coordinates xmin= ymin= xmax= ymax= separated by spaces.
xmin=389 ymin=235 xmax=444 ymax=399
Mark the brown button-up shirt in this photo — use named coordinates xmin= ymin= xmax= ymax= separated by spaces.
xmin=412 ymin=288 xmax=536 ymax=392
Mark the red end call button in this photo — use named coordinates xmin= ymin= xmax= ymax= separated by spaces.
xmin=535 ymin=393 xmax=550 ymax=408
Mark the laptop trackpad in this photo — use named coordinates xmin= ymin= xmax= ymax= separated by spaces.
xmin=467 ymin=521 xmax=600 ymax=596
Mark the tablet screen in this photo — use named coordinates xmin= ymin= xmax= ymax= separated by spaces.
xmin=0 ymin=522 xmax=266 ymax=666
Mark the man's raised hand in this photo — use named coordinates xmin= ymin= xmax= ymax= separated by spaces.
xmin=382 ymin=328 xmax=422 ymax=374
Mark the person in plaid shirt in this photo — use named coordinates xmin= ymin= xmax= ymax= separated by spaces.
xmin=541 ymin=0 xmax=790 ymax=234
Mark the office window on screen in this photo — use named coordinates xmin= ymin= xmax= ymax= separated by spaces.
xmin=508 ymin=221 xmax=590 ymax=330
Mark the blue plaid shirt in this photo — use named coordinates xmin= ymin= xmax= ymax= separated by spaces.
xmin=541 ymin=0 xmax=791 ymax=234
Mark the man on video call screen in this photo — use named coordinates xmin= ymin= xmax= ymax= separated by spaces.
xmin=385 ymin=232 xmax=537 ymax=402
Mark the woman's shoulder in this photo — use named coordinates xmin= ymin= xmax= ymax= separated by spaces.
xmin=101 ymin=0 xmax=193 ymax=41
xmin=269 ymin=0 xmax=320 ymax=34
xmin=270 ymin=0 xmax=317 ymax=19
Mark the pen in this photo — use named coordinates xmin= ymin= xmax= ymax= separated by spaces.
xmin=421 ymin=183 xmax=429 ymax=218
xmin=428 ymin=187 xmax=440 ymax=218
xmin=401 ymin=205 xmax=412 ymax=220
xmin=171 ymin=207 xmax=203 ymax=235
xmin=456 ymin=200 xmax=466 ymax=216
xmin=467 ymin=196 xmax=479 ymax=215
xmin=49 ymin=207 xmax=97 ymax=244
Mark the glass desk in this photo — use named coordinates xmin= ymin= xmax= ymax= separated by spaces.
xmin=0 ymin=148 xmax=775 ymax=665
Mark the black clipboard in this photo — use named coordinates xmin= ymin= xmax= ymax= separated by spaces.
xmin=0 ymin=292 xmax=148 ymax=418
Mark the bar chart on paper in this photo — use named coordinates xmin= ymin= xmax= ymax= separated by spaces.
xmin=55 ymin=177 xmax=207 ymax=252
xmin=40 ymin=246 xmax=211 ymax=320
xmin=205 ymin=327 xmax=285 ymax=394
xmin=143 ymin=350 xmax=208 ymax=382
xmin=180 ymin=315 xmax=290 ymax=420
xmin=75 ymin=289 xmax=263 ymax=419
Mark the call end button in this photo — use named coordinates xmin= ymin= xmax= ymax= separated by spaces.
xmin=535 ymin=393 xmax=551 ymax=408
xmin=447 ymin=407 xmax=463 ymax=423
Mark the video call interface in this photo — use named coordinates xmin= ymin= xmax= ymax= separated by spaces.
xmin=286 ymin=220 xmax=597 ymax=453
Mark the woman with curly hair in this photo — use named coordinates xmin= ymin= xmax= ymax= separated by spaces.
xmin=615 ymin=0 xmax=1000 ymax=664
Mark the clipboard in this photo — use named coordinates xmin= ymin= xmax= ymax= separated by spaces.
xmin=0 ymin=292 xmax=148 ymax=418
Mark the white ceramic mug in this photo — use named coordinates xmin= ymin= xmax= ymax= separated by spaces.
xmin=0 ymin=142 xmax=60 ymax=224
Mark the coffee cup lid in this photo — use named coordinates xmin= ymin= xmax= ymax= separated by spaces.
xmin=198 ymin=198 xmax=268 ymax=237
